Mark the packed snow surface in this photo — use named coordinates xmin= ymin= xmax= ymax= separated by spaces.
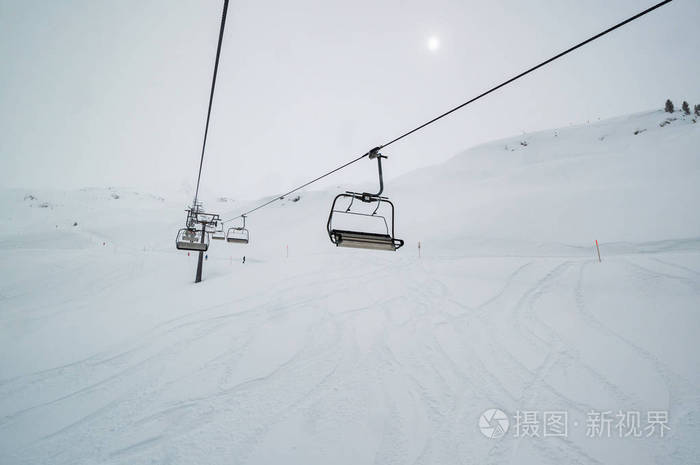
xmin=1 ymin=110 xmax=699 ymax=464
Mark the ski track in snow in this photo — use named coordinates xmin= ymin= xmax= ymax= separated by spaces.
xmin=2 ymin=248 xmax=699 ymax=464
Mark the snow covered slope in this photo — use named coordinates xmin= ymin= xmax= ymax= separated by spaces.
xmin=1 ymin=110 xmax=699 ymax=464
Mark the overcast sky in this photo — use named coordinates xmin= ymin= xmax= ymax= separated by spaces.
xmin=1 ymin=0 xmax=698 ymax=203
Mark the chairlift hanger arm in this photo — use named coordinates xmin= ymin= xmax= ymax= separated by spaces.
xmin=364 ymin=148 xmax=385 ymax=199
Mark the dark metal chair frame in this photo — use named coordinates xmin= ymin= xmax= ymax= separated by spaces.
xmin=327 ymin=149 xmax=404 ymax=251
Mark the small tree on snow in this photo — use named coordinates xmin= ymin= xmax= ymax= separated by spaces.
xmin=681 ymin=101 xmax=690 ymax=115
xmin=695 ymin=104 xmax=700 ymax=117
xmin=664 ymin=99 xmax=674 ymax=113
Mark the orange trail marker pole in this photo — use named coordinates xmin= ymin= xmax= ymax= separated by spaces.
xmin=595 ymin=240 xmax=601 ymax=262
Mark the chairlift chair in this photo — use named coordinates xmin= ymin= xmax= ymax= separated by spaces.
xmin=176 ymin=204 xmax=219 ymax=251
xmin=327 ymin=148 xmax=404 ymax=251
xmin=212 ymin=222 xmax=225 ymax=240
xmin=226 ymin=215 xmax=250 ymax=244
xmin=176 ymin=228 xmax=210 ymax=252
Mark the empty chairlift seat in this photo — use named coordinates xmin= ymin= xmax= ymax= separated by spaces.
xmin=226 ymin=228 xmax=249 ymax=244
xmin=329 ymin=228 xmax=403 ymax=251
xmin=327 ymin=194 xmax=404 ymax=251
xmin=176 ymin=228 xmax=210 ymax=252
xmin=226 ymin=215 xmax=249 ymax=244
xmin=326 ymin=148 xmax=404 ymax=252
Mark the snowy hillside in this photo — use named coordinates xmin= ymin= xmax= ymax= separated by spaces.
xmin=1 ymin=109 xmax=699 ymax=464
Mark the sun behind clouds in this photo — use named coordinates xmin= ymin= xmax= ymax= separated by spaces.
xmin=427 ymin=36 xmax=440 ymax=52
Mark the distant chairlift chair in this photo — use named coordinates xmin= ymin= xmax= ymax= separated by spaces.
xmin=226 ymin=215 xmax=250 ymax=244
xmin=176 ymin=228 xmax=210 ymax=252
xmin=212 ymin=222 xmax=226 ymax=240
xmin=327 ymin=148 xmax=404 ymax=251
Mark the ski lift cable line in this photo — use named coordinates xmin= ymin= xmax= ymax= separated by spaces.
xmin=193 ymin=0 xmax=229 ymax=208
xmin=228 ymin=152 xmax=370 ymax=220
xmin=220 ymin=0 xmax=672 ymax=225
